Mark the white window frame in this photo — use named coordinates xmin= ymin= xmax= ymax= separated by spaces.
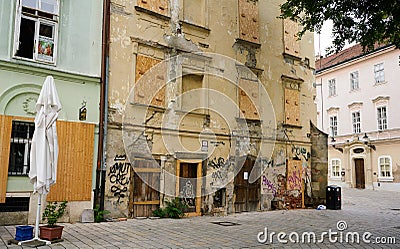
xmin=329 ymin=115 xmax=338 ymax=137
xmin=330 ymin=159 xmax=341 ymax=179
xmin=374 ymin=63 xmax=385 ymax=84
xmin=377 ymin=106 xmax=387 ymax=131
xmin=350 ymin=71 xmax=359 ymax=90
xmin=378 ymin=156 xmax=393 ymax=181
xmin=352 ymin=111 xmax=361 ymax=134
xmin=13 ymin=0 xmax=59 ymax=64
xmin=328 ymin=78 xmax=336 ymax=97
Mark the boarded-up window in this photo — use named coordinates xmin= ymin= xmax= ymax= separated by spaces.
xmin=0 ymin=115 xmax=13 ymax=203
xmin=46 ymin=121 xmax=95 ymax=201
xmin=135 ymin=55 xmax=166 ymax=108
xmin=183 ymin=0 xmax=206 ymax=26
xmin=284 ymin=88 xmax=300 ymax=126
xmin=283 ymin=19 xmax=300 ymax=57
xmin=182 ymin=74 xmax=203 ymax=112
xmin=287 ymin=159 xmax=302 ymax=190
xmin=238 ymin=0 xmax=259 ymax=43
xmin=239 ymin=79 xmax=259 ymax=120
xmin=137 ymin=0 xmax=168 ymax=15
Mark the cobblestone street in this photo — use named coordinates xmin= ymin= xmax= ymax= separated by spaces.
xmin=1 ymin=188 xmax=399 ymax=249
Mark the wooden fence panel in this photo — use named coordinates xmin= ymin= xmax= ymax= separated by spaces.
xmin=47 ymin=121 xmax=95 ymax=201
xmin=0 ymin=115 xmax=13 ymax=203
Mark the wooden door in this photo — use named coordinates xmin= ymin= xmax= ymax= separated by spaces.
xmin=355 ymin=159 xmax=365 ymax=189
xmin=234 ymin=157 xmax=260 ymax=212
xmin=179 ymin=163 xmax=198 ymax=213
xmin=129 ymin=159 xmax=160 ymax=217
xmin=176 ymin=161 xmax=202 ymax=216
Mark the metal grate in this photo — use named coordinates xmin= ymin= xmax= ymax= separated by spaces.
xmin=8 ymin=121 xmax=35 ymax=176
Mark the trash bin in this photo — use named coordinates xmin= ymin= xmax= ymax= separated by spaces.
xmin=326 ymin=185 xmax=341 ymax=210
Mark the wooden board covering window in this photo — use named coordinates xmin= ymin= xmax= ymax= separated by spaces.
xmin=46 ymin=121 xmax=95 ymax=201
xmin=283 ymin=19 xmax=300 ymax=57
xmin=138 ymin=0 xmax=168 ymax=16
xmin=239 ymin=79 xmax=259 ymax=120
xmin=0 ymin=115 xmax=13 ymax=203
xmin=284 ymin=88 xmax=300 ymax=126
xmin=238 ymin=0 xmax=259 ymax=43
xmin=287 ymin=159 xmax=302 ymax=191
xmin=135 ymin=55 xmax=166 ymax=108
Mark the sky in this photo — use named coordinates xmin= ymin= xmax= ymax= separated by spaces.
xmin=314 ymin=20 xmax=334 ymax=56
xmin=314 ymin=20 xmax=355 ymax=56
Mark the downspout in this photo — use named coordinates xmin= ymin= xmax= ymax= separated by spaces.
xmin=94 ymin=0 xmax=110 ymax=211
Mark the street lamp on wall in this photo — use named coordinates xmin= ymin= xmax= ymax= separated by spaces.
xmin=362 ymin=133 xmax=376 ymax=151
xmin=331 ymin=136 xmax=343 ymax=153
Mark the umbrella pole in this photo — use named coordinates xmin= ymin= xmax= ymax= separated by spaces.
xmin=18 ymin=194 xmax=51 ymax=245
xmin=34 ymin=193 xmax=41 ymax=239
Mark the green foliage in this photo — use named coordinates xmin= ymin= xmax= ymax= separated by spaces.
xmin=42 ymin=201 xmax=68 ymax=227
xmin=152 ymin=207 xmax=166 ymax=218
xmin=280 ymin=0 xmax=400 ymax=53
xmin=152 ymin=198 xmax=188 ymax=219
xmin=93 ymin=205 xmax=110 ymax=222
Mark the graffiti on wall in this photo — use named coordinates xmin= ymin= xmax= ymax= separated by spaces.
xmin=287 ymin=160 xmax=303 ymax=190
xmin=292 ymin=146 xmax=310 ymax=161
xmin=109 ymin=155 xmax=131 ymax=203
xmin=262 ymin=175 xmax=277 ymax=196
xmin=208 ymin=157 xmax=231 ymax=187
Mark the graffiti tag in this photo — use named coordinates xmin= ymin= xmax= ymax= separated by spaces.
xmin=292 ymin=146 xmax=310 ymax=161
xmin=109 ymin=156 xmax=131 ymax=203
xmin=262 ymin=176 xmax=277 ymax=196
xmin=287 ymin=170 xmax=302 ymax=190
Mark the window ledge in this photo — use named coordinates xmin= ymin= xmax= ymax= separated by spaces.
xmin=135 ymin=6 xmax=170 ymax=21
xmin=282 ymin=123 xmax=302 ymax=129
xmin=282 ymin=53 xmax=302 ymax=61
xmin=373 ymin=81 xmax=388 ymax=86
xmin=349 ymin=88 xmax=361 ymax=93
xmin=180 ymin=20 xmax=210 ymax=33
xmin=378 ymin=177 xmax=394 ymax=182
xmin=12 ymin=56 xmax=56 ymax=66
xmin=235 ymin=39 xmax=261 ymax=48
xmin=328 ymin=94 xmax=338 ymax=98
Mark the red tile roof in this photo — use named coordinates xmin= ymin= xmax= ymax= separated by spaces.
xmin=315 ymin=43 xmax=390 ymax=72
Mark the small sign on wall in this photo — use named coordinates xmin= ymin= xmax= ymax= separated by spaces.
xmin=244 ymin=171 xmax=249 ymax=180
xmin=201 ymin=140 xmax=208 ymax=152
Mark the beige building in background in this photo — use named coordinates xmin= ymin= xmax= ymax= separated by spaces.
xmin=316 ymin=44 xmax=400 ymax=191
xmin=105 ymin=0 xmax=324 ymax=218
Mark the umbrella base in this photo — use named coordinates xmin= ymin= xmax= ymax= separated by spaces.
xmin=15 ymin=237 xmax=52 ymax=247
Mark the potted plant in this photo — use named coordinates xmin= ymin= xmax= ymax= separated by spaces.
xmin=39 ymin=201 xmax=67 ymax=241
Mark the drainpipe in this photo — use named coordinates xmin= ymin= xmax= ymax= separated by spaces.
xmin=94 ymin=0 xmax=110 ymax=211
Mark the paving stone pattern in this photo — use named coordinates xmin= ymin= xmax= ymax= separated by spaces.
xmin=1 ymin=188 xmax=399 ymax=248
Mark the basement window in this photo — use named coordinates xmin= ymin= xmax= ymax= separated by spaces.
xmin=13 ymin=0 xmax=59 ymax=64
xmin=0 ymin=197 xmax=30 ymax=212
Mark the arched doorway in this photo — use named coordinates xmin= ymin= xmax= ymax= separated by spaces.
xmin=354 ymin=158 xmax=365 ymax=189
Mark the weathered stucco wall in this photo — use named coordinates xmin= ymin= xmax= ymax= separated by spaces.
xmin=106 ymin=0 xmax=317 ymax=217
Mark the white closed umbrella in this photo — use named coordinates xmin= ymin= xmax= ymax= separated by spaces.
xmin=19 ymin=75 xmax=62 ymax=245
